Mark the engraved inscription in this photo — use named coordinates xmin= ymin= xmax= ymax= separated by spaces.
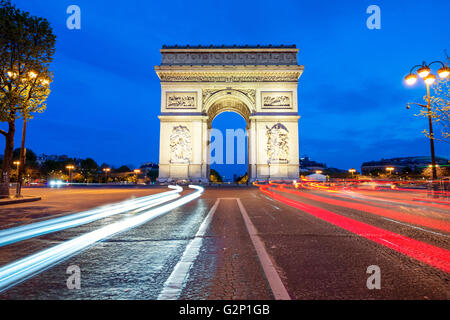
xmin=166 ymin=92 xmax=197 ymax=109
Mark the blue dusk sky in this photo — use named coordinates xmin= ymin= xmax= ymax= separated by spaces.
xmin=1 ymin=0 xmax=449 ymax=177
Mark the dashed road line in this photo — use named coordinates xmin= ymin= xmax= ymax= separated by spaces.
xmin=158 ymin=197 xmax=290 ymax=300
xmin=236 ymin=198 xmax=291 ymax=300
xmin=381 ymin=217 xmax=449 ymax=237
xmin=157 ymin=199 xmax=220 ymax=300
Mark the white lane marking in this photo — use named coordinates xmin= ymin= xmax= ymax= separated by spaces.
xmin=236 ymin=198 xmax=291 ymax=300
xmin=157 ymin=199 xmax=220 ymax=300
xmin=262 ymin=194 xmax=275 ymax=202
xmin=0 ymin=186 xmax=203 ymax=293
xmin=381 ymin=217 xmax=449 ymax=237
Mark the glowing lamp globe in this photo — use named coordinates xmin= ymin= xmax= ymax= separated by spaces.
xmin=437 ymin=66 xmax=450 ymax=79
xmin=404 ymin=74 xmax=417 ymax=85
xmin=424 ymin=73 xmax=436 ymax=85
xmin=417 ymin=66 xmax=430 ymax=78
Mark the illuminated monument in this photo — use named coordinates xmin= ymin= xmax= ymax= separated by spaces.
xmin=155 ymin=45 xmax=304 ymax=182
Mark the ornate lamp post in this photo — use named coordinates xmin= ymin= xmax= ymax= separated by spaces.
xmin=13 ymin=161 xmax=20 ymax=181
xmin=405 ymin=60 xmax=450 ymax=180
xmin=66 ymin=165 xmax=75 ymax=183
xmin=134 ymin=169 xmax=141 ymax=185
xmin=103 ymin=168 xmax=111 ymax=183
xmin=386 ymin=167 xmax=395 ymax=176
xmin=348 ymin=168 xmax=356 ymax=179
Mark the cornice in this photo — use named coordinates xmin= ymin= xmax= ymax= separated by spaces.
xmin=155 ymin=67 xmax=303 ymax=83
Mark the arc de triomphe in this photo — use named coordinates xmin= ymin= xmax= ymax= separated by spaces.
xmin=156 ymin=45 xmax=304 ymax=182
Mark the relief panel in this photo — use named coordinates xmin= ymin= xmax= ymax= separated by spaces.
xmin=166 ymin=92 xmax=197 ymax=109
xmin=261 ymin=91 xmax=293 ymax=109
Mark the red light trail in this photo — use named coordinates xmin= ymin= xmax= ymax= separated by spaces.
xmin=275 ymin=184 xmax=450 ymax=233
xmin=256 ymin=184 xmax=450 ymax=274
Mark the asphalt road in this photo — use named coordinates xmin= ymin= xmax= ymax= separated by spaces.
xmin=0 ymin=185 xmax=448 ymax=300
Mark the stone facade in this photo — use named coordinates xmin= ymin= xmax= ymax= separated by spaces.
xmin=156 ymin=45 xmax=303 ymax=182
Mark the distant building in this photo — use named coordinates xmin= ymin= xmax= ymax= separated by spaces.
xmin=306 ymin=173 xmax=327 ymax=182
xmin=361 ymin=156 xmax=449 ymax=174
xmin=139 ymin=162 xmax=159 ymax=175
xmin=36 ymin=154 xmax=69 ymax=166
xmin=299 ymin=156 xmax=326 ymax=173
xmin=299 ymin=156 xmax=347 ymax=175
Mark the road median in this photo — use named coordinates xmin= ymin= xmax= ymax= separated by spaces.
xmin=0 ymin=196 xmax=42 ymax=206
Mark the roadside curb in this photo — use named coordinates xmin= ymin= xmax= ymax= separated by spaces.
xmin=0 ymin=197 xmax=42 ymax=206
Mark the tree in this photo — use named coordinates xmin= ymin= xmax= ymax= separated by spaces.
xmin=422 ymin=166 xmax=448 ymax=179
xmin=0 ymin=0 xmax=56 ymax=196
xmin=146 ymin=168 xmax=159 ymax=183
xmin=417 ymin=56 xmax=450 ymax=143
xmin=210 ymin=169 xmax=223 ymax=183
xmin=40 ymin=160 xmax=64 ymax=176
xmin=81 ymin=158 xmax=98 ymax=173
xmin=235 ymin=172 xmax=248 ymax=184
xmin=12 ymin=147 xmax=36 ymax=166
xmin=100 ymin=163 xmax=111 ymax=170
xmin=115 ymin=165 xmax=131 ymax=173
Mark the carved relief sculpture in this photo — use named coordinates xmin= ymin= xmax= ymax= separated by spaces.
xmin=266 ymin=123 xmax=289 ymax=163
xmin=263 ymin=95 xmax=290 ymax=107
xmin=202 ymin=88 xmax=256 ymax=108
xmin=261 ymin=91 xmax=292 ymax=109
xmin=170 ymin=126 xmax=192 ymax=163
xmin=158 ymin=72 xmax=302 ymax=83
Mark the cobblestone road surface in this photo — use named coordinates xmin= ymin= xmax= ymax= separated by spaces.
xmin=0 ymin=186 xmax=448 ymax=299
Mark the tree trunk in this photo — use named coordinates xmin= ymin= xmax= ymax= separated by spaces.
xmin=0 ymin=119 xmax=16 ymax=198
xmin=16 ymin=119 xmax=27 ymax=197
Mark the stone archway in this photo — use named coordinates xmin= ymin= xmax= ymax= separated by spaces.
xmin=205 ymin=95 xmax=252 ymax=182
xmin=207 ymin=98 xmax=251 ymax=128
xmin=155 ymin=45 xmax=303 ymax=183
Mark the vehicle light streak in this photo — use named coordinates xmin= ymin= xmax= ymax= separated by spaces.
xmin=0 ymin=186 xmax=183 ymax=247
xmin=339 ymin=190 xmax=450 ymax=210
xmin=298 ymin=184 xmax=450 ymax=211
xmin=257 ymin=185 xmax=450 ymax=273
xmin=0 ymin=185 xmax=204 ymax=292
xmin=412 ymin=198 xmax=450 ymax=205
xmin=274 ymin=185 xmax=450 ymax=233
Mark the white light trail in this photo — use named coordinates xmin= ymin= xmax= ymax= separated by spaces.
xmin=0 ymin=186 xmax=183 ymax=247
xmin=0 ymin=185 xmax=204 ymax=293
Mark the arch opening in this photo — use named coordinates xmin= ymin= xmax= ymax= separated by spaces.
xmin=208 ymin=99 xmax=250 ymax=184
xmin=206 ymin=97 xmax=251 ymax=129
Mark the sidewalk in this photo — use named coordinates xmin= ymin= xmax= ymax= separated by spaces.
xmin=0 ymin=187 xmax=165 ymax=229
xmin=0 ymin=195 xmax=42 ymax=206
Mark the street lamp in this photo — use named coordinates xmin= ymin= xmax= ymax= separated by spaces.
xmin=315 ymin=170 xmax=323 ymax=174
xmin=13 ymin=161 xmax=20 ymax=173
xmin=66 ymin=165 xmax=75 ymax=183
xmin=405 ymin=60 xmax=450 ymax=180
xmin=386 ymin=167 xmax=395 ymax=176
xmin=428 ymin=164 xmax=440 ymax=177
xmin=103 ymin=168 xmax=111 ymax=183
xmin=348 ymin=168 xmax=356 ymax=178
xmin=13 ymin=161 xmax=20 ymax=183
xmin=134 ymin=169 xmax=141 ymax=185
